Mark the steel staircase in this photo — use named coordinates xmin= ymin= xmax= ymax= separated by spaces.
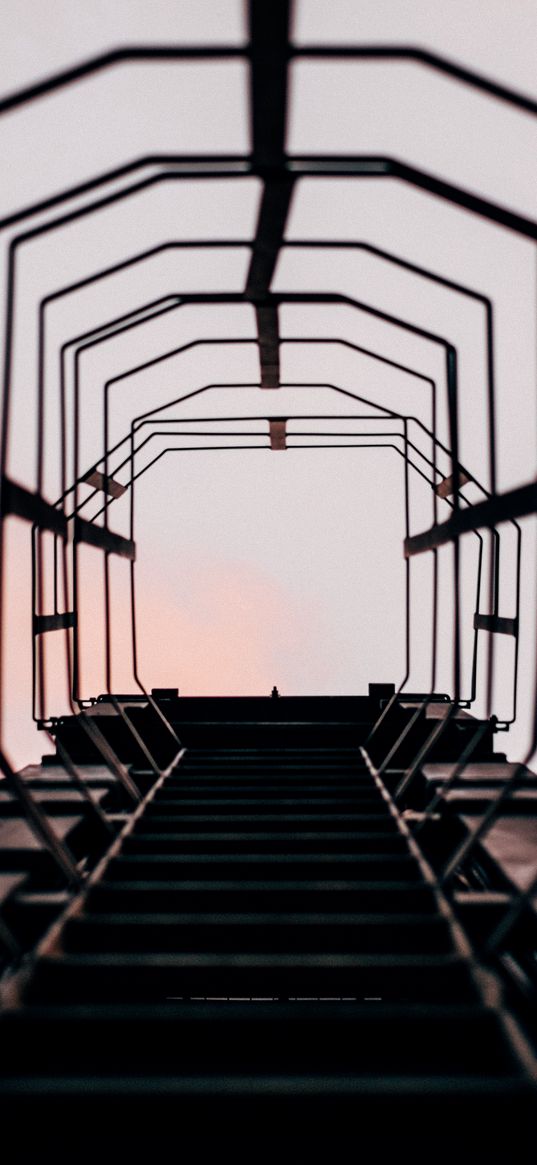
xmin=0 ymin=696 xmax=535 ymax=1157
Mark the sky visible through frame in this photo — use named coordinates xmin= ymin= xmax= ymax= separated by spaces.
xmin=0 ymin=0 xmax=536 ymax=768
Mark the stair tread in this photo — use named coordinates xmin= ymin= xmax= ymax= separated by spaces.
xmin=0 ymin=1073 xmax=529 ymax=1094
xmin=64 ymin=911 xmax=454 ymax=954
xmin=6 ymin=732 xmax=533 ymax=1096
xmin=0 ymin=1000 xmax=504 ymax=1022
xmin=92 ymin=878 xmax=435 ymax=892
xmin=137 ymin=814 xmax=399 ymax=827
xmin=110 ymin=854 xmax=418 ymax=873
xmin=68 ymin=911 xmax=447 ymax=926
xmin=88 ymin=882 xmax=438 ymax=915
xmin=155 ymin=784 xmax=378 ymax=792
xmin=129 ymin=831 xmax=404 ymax=841
xmin=27 ymin=950 xmax=480 ymax=1004
xmin=0 ymin=817 xmax=81 ymax=848
xmin=123 ymin=836 xmax=409 ymax=854
xmin=152 ymin=798 xmax=385 ymax=807
xmin=36 ymin=950 xmax=470 ymax=968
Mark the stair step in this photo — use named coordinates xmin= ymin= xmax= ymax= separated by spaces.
xmin=180 ymin=754 xmax=365 ymax=763
xmin=26 ymin=951 xmax=481 ymax=1005
xmin=22 ymin=775 xmax=116 ymax=789
xmin=106 ymin=854 xmax=422 ymax=882
xmin=88 ymin=880 xmax=439 ymax=914
xmin=444 ymin=790 xmax=537 ymax=813
xmin=63 ymin=911 xmax=455 ymax=955
xmin=0 ymin=1003 xmax=517 ymax=1077
xmin=0 ymin=790 xmax=107 ymax=815
xmin=135 ymin=814 xmax=400 ymax=833
xmin=174 ymin=762 xmax=368 ymax=772
xmin=143 ymin=800 xmax=390 ymax=816
xmin=169 ymin=775 xmax=371 ymax=787
xmin=7 ymin=727 xmax=533 ymax=1132
xmin=0 ymin=1073 xmax=527 ymax=1102
xmin=180 ymin=749 xmax=362 ymax=758
xmin=422 ymin=762 xmax=537 ymax=786
xmin=158 ymin=779 xmax=377 ymax=791
xmin=0 ymin=816 xmax=82 ymax=872
xmin=171 ymin=775 xmax=375 ymax=783
xmin=12 ymin=890 xmax=71 ymax=910
xmin=0 ymin=1075 xmax=531 ymax=1156
xmin=122 ymin=832 xmax=410 ymax=856
xmin=170 ymin=755 xmax=367 ymax=763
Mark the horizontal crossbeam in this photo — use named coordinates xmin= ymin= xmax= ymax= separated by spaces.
xmin=33 ymin=612 xmax=77 ymax=634
xmin=473 ymin=613 xmax=517 ymax=636
xmin=1 ymin=477 xmax=67 ymax=537
xmin=404 ymin=481 xmax=537 ymax=556
xmin=74 ymin=517 xmax=136 ymax=560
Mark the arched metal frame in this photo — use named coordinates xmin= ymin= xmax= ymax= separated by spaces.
xmin=26 ymin=266 xmax=521 ymax=810
xmin=40 ymin=291 xmax=505 ymax=810
xmin=48 ymin=291 xmax=444 ymax=783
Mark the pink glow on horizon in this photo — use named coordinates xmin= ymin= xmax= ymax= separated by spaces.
xmin=134 ymin=557 xmax=325 ymax=696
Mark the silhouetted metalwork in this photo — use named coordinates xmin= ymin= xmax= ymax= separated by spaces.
xmin=0 ymin=0 xmax=536 ymax=1153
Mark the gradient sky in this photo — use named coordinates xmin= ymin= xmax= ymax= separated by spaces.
xmin=1 ymin=0 xmax=536 ymax=768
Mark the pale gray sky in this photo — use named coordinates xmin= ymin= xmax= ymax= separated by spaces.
xmin=1 ymin=1 xmax=536 ymax=768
